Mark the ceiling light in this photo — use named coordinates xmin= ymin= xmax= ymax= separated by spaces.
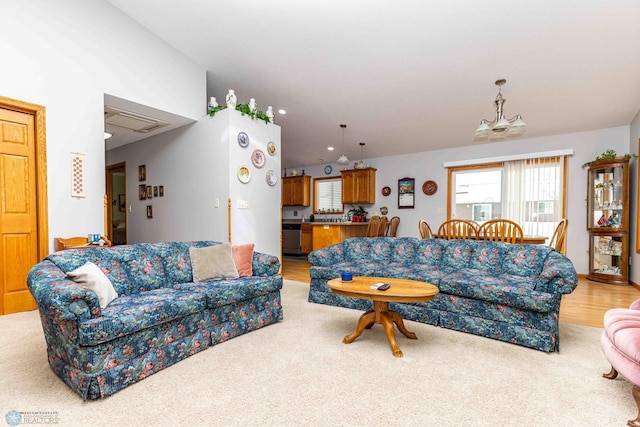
xmin=475 ymin=79 xmax=526 ymax=141
xmin=278 ymin=109 xmax=287 ymax=115
xmin=327 ymin=146 xmax=334 ymax=151
xmin=104 ymin=131 xmax=113 ymax=140
xmin=336 ymin=124 xmax=349 ymax=164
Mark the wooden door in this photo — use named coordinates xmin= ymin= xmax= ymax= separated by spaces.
xmin=0 ymin=106 xmax=40 ymax=314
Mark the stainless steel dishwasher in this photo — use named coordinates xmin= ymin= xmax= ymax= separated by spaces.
xmin=282 ymin=223 xmax=302 ymax=255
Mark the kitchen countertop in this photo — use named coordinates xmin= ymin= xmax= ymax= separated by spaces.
xmin=283 ymin=220 xmax=368 ymax=225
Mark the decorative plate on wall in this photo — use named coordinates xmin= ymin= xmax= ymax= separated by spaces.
xmin=266 ymin=170 xmax=277 ymax=186
xmin=251 ymin=149 xmax=266 ymax=168
xmin=381 ymin=186 xmax=391 ymax=197
xmin=237 ymin=132 xmax=250 ymax=148
xmin=267 ymin=141 xmax=276 ymax=156
xmin=237 ymin=166 xmax=251 ymax=183
xmin=422 ymin=180 xmax=438 ymax=195
xmin=324 ymin=165 xmax=332 ymax=175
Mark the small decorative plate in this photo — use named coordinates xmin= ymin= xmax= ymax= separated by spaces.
xmin=422 ymin=180 xmax=438 ymax=195
xmin=251 ymin=149 xmax=266 ymax=168
xmin=266 ymin=170 xmax=277 ymax=186
xmin=267 ymin=141 xmax=276 ymax=156
xmin=381 ymin=186 xmax=391 ymax=196
xmin=324 ymin=165 xmax=333 ymax=175
xmin=237 ymin=132 xmax=250 ymax=148
xmin=237 ymin=166 xmax=251 ymax=183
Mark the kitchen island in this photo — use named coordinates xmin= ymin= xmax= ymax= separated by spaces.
xmin=301 ymin=222 xmax=368 ymax=254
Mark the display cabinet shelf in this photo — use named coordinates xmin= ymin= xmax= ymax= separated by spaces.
xmin=585 ymin=157 xmax=630 ymax=284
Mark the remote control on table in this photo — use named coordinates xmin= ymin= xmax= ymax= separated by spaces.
xmin=377 ymin=283 xmax=391 ymax=291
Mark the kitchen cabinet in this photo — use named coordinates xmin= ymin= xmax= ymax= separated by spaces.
xmin=282 ymin=175 xmax=311 ymax=206
xmin=586 ymin=157 xmax=629 ymax=284
xmin=341 ymin=167 xmax=376 ymax=204
xmin=301 ymin=223 xmax=313 ymax=254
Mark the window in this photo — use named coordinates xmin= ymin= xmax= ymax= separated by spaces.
xmin=448 ymin=156 xmax=567 ymax=239
xmin=314 ymin=176 xmax=343 ymax=213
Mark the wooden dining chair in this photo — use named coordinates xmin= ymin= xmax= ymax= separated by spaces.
xmin=549 ymin=218 xmax=568 ymax=254
xmin=378 ymin=216 xmax=389 ymax=237
xmin=418 ymin=220 xmax=433 ymax=239
xmin=437 ymin=219 xmax=478 ymax=240
xmin=386 ymin=216 xmax=400 ymax=237
xmin=366 ymin=216 xmax=382 ymax=237
xmin=477 ymin=219 xmax=524 ymax=243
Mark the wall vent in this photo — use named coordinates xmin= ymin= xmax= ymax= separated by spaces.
xmin=104 ymin=106 xmax=169 ymax=133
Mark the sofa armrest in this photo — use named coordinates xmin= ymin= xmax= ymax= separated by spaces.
xmin=536 ymin=251 xmax=578 ymax=294
xmin=308 ymin=243 xmax=346 ymax=267
xmin=629 ymin=299 xmax=640 ymax=310
xmin=251 ymin=252 xmax=280 ymax=276
xmin=27 ymin=260 xmax=102 ymax=323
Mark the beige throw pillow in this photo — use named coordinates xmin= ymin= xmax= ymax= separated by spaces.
xmin=190 ymin=243 xmax=239 ymax=282
xmin=67 ymin=261 xmax=118 ymax=308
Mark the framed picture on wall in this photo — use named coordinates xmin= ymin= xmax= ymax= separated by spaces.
xmin=139 ymin=185 xmax=146 ymax=200
xmin=138 ymin=165 xmax=146 ymax=182
xmin=398 ymin=177 xmax=415 ymax=209
xmin=153 ymin=186 xmax=158 ymax=197
xmin=118 ymin=194 xmax=126 ymax=212
xmin=147 ymin=205 xmax=153 ymax=218
xmin=146 ymin=186 xmax=152 ymax=199
xmin=159 ymin=186 xmax=164 ymax=197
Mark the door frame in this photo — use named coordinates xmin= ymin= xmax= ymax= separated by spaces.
xmin=106 ymin=162 xmax=126 ymax=244
xmin=0 ymin=96 xmax=48 ymax=260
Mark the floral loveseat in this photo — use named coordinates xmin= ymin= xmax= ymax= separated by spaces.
xmin=27 ymin=241 xmax=282 ymax=399
xmin=308 ymin=237 xmax=577 ymax=352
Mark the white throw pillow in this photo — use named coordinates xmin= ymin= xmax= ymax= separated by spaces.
xmin=190 ymin=243 xmax=239 ymax=282
xmin=67 ymin=261 xmax=118 ymax=309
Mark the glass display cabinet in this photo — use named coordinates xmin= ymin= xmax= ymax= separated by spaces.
xmin=586 ymin=157 xmax=629 ymax=284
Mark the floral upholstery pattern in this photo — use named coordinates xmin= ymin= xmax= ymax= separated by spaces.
xmin=308 ymin=237 xmax=577 ymax=352
xmin=28 ymin=241 xmax=283 ymax=399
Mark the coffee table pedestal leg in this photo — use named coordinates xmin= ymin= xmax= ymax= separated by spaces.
xmin=342 ymin=300 xmax=418 ymax=358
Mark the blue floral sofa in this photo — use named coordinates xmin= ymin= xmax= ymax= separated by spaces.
xmin=308 ymin=237 xmax=577 ymax=352
xmin=27 ymin=241 xmax=282 ymax=400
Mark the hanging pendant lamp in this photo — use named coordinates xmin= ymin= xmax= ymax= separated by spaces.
xmin=474 ymin=79 xmax=526 ymax=141
xmin=336 ymin=124 xmax=349 ymax=164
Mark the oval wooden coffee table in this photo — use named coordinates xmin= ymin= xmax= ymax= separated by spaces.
xmin=327 ymin=276 xmax=439 ymax=357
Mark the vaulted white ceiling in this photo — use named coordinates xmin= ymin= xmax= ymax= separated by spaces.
xmin=106 ymin=0 xmax=640 ymax=168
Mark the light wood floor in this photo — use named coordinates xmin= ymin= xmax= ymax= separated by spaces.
xmin=281 ymin=259 xmax=640 ymax=328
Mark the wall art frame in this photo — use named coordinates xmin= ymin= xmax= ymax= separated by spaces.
xmin=398 ymin=177 xmax=415 ymax=209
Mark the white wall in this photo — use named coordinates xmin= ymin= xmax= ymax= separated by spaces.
xmin=106 ymin=109 xmax=282 ymax=258
xmin=285 ymin=126 xmax=631 ymax=274
xmin=0 ymin=0 xmax=205 ymax=251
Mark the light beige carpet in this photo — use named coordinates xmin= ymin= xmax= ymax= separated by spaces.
xmin=0 ymin=280 xmax=633 ymax=426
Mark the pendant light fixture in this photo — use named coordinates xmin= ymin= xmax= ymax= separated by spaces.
xmin=336 ymin=124 xmax=349 ymax=164
xmin=474 ymin=79 xmax=526 ymax=141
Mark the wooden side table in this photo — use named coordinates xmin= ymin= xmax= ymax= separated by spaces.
xmin=327 ymin=276 xmax=439 ymax=357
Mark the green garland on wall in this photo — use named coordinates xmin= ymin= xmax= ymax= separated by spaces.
xmin=208 ymin=103 xmax=271 ymax=124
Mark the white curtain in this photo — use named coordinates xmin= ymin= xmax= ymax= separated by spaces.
xmin=502 ymin=156 xmax=564 ymax=239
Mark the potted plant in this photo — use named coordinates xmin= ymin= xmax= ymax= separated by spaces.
xmin=348 ymin=206 xmax=368 ymax=222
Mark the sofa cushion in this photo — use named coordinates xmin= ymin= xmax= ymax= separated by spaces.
xmin=173 ymin=276 xmax=282 ymax=309
xmin=441 ymin=240 xmax=474 ymax=270
xmin=469 ymin=241 xmax=507 ymax=272
xmin=502 ymin=244 xmax=553 ymax=277
xmin=77 ymin=288 xmax=207 ymax=346
xmin=233 ymin=243 xmax=255 ymax=277
xmin=190 ymin=243 xmax=239 ymax=282
xmin=389 ymin=238 xmax=419 ymax=264
xmin=439 ymin=269 xmax=554 ymax=312
xmin=66 ymin=262 xmax=118 ymax=309
xmin=413 ymin=239 xmax=446 ymax=266
xmin=344 ymin=237 xmax=393 ymax=263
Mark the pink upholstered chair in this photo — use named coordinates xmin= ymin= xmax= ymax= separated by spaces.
xmin=602 ymin=298 xmax=640 ymax=426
